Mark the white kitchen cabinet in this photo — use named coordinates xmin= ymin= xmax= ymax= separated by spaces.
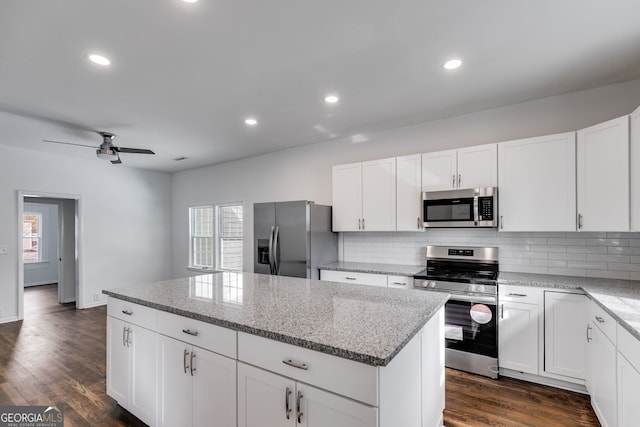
xmin=498 ymin=133 xmax=576 ymax=231
xmin=577 ymin=115 xmax=630 ymax=231
xmin=617 ymin=324 xmax=640 ymax=427
xmin=158 ymin=335 xmax=236 ymax=427
xmin=630 ymin=105 xmax=640 ymax=230
xmin=421 ymin=144 xmax=497 ymax=191
xmin=237 ymin=363 xmax=376 ymax=427
xmin=320 ymin=269 xmax=413 ymax=289
xmin=396 ymin=154 xmax=422 ymax=231
xmin=332 ymin=158 xmax=396 ymax=231
xmin=543 ymin=291 xmax=587 ymax=382
xmin=588 ymin=301 xmax=618 ymax=427
xmin=499 ymin=300 xmax=539 ymax=374
xmin=106 ymin=316 xmax=158 ymax=426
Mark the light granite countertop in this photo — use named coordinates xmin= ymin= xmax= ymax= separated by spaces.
xmin=499 ymin=272 xmax=640 ymax=342
xmin=103 ymin=272 xmax=448 ymax=367
xmin=319 ymin=261 xmax=425 ymax=276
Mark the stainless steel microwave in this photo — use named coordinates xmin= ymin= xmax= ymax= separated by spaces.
xmin=422 ymin=187 xmax=497 ymax=228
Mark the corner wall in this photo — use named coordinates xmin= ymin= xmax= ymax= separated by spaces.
xmin=170 ymin=80 xmax=640 ymax=277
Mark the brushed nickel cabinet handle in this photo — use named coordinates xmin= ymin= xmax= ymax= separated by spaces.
xmin=296 ymin=391 xmax=304 ymax=424
xmin=285 ymin=387 xmax=292 ymax=419
xmin=500 ymin=216 xmax=504 ymax=230
xmin=586 ymin=325 xmax=592 ymax=343
xmin=122 ymin=325 xmax=127 ymax=347
xmin=500 ymin=304 xmax=504 ymax=319
xmin=345 ymin=277 xmax=357 ymax=281
xmin=126 ymin=327 xmax=132 ymax=347
xmin=458 ymin=174 xmax=461 ymax=188
xmin=183 ymin=349 xmax=190 ymax=374
xmin=452 ymin=174 xmax=455 ymax=187
xmin=190 ymin=351 xmax=196 ymax=376
xmin=122 ymin=309 xmax=133 ymax=316
xmin=392 ymin=282 xmax=405 ymax=286
xmin=358 ymin=218 xmax=361 ymax=230
xmin=507 ymin=293 xmax=528 ymax=297
xmin=417 ymin=217 xmax=421 ymax=229
xmin=362 ymin=218 xmax=365 ymax=229
xmin=578 ymin=213 xmax=583 ymax=230
xmin=595 ymin=316 xmax=605 ymax=323
xmin=182 ymin=329 xmax=199 ymax=337
xmin=283 ymin=359 xmax=308 ymax=370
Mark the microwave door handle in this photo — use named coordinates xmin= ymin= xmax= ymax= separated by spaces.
xmin=473 ymin=195 xmax=479 ymax=224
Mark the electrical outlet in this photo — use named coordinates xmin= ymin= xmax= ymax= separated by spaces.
xmin=0 ymin=246 xmax=8 ymax=255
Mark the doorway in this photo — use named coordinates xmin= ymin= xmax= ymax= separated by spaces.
xmin=17 ymin=191 xmax=82 ymax=320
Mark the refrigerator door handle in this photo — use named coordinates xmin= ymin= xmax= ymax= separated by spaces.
xmin=273 ymin=225 xmax=280 ymax=275
xmin=268 ymin=225 xmax=276 ymax=274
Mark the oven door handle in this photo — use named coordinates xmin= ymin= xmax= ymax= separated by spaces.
xmin=447 ymin=294 xmax=496 ymax=304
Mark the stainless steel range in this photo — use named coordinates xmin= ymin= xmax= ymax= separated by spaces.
xmin=414 ymin=245 xmax=499 ymax=379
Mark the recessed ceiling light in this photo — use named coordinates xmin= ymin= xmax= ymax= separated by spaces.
xmin=443 ymin=58 xmax=462 ymax=70
xmin=183 ymin=0 xmax=198 ymax=3
xmin=324 ymin=95 xmax=339 ymax=104
xmin=88 ymin=54 xmax=111 ymax=66
xmin=244 ymin=118 xmax=258 ymax=126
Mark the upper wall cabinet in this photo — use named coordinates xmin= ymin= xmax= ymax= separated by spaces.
xmin=498 ymin=133 xmax=576 ymax=232
xmin=577 ymin=115 xmax=630 ymax=232
xmin=631 ymin=105 xmax=640 ymax=231
xmin=332 ymin=158 xmax=396 ymax=232
xmin=421 ymin=143 xmax=497 ymax=191
xmin=396 ymin=154 xmax=423 ymax=231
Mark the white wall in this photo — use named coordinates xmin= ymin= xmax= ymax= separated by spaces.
xmin=0 ymin=144 xmax=172 ymax=323
xmin=23 ymin=201 xmax=59 ymax=287
xmin=171 ymin=79 xmax=640 ymax=277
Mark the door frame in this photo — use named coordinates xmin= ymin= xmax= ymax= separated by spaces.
xmin=17 ymin=190 xmax=83 ymax=319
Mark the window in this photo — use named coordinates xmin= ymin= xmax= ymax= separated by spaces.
xmin=23 ymin=212 xmax=42 ymax=262
xmin=189 ymin=203 xmax=243 ymax=271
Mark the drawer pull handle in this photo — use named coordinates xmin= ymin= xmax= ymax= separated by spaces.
xmin=392 ymin=282 xmax=405 ymax=286
xmin=285 ymin=387 xmax=292 ymax=419
xmin=122 ymin=309 xmax=133 ymax=315
xmin=595 ymin=316 xmax=605 ymax=324
xmin=507 ymin=293 xmax=527 ymax=297
xmin=182 ymin=329 xmax=199 ymax=336
xmin=345 ymin=277 xmax=357 ymax=281
xmin=283 ymin=359 xmax=308 ymax=370
xmin=183 ymin=349 xmax=190 ymax=374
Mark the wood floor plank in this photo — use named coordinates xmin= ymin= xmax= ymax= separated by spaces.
xmin=0 ymin=284 xmax=601 ymax=427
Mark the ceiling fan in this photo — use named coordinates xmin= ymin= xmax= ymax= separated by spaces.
xmin=42 ymin=131 xmax=155 ymax=164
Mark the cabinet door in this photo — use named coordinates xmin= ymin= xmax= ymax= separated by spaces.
xmin=192 ymin=347 xmax=237 ymax=427
xmin=631 ymin=105 xmax=640 ymax=230
xmin=297 ymin=383 xmax=377 ymax=427
xmin=238 ymin=362 xmax=296 ymax=427
xmin=421 ymin=150 xmax=457 ymax=191
xmin=618 ymin=352 xmax=640 ymax=427
xmin=498 ymin=133 xmax=576 ymax=231
xmin=158 ymin=335 xmax=193 ymax=427
xmin=456 ymin=143 xmax=497 ymax=189
xmin=396 ymin=154 xmax=422 ymax=231
xmin=362 ymin=157 xmax=396 ymax=231
xmin=577 ymin=115 xmax=630 ymax=231
xmin=332 ymin=163 xmax=362 ymax=231
xmin=499 ymin=301 xmax=538 ymax=374
xmin=543 ymin=292 xmax=587 ymax=381
xmin=106 ymin=316 xmax=130 ymax=407
xmin=590 ymin=324 xmax=617 ymax=427
xmin=129 ymin=325 xmax=158 ymax=426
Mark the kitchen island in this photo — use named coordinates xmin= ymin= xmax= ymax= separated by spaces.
xmin=103 ymin=271 xmax=448 ymax=427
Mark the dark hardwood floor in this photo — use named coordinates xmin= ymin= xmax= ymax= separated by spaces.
xmin=1 ymin=285 xmax=600 ymax=427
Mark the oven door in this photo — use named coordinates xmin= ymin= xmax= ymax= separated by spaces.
xmin=444 ymin=298 xmax=497 ymax=359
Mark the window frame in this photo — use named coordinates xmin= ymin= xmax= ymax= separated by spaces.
xmin=188 ymin=202 xmax=243 ymax=271
xmin=23 ymin=211 xmax=43 ymax=263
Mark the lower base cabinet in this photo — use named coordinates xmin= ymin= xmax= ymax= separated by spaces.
xmin=498 ymin=300 xmax=539 ymax=374
xmin=158 ymin=335 xmax=236 ymax=427
xmin=238 ymin=363 xmax=377 ymax=427
xmin=617 ymin=352 xmax=640 ymax=427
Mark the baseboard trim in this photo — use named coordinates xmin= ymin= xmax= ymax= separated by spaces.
xmin=0 ymin=316 xmax=20 ymax=325
xmin=82 ymin=300 xmax=107 ymax=309
xmin=499 ymin=368 xmax=588 ymax=394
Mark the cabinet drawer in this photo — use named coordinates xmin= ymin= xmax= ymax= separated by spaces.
xmin=238 ymin=332 xmax=378 ymax=406
xmin=617 ymin=324 xmax=640 ymax=369
xmin=387 ymin=275 xmax=413 ymax=289
xmin=320 ymin=270 xmax=387 ymax=287
xmin=107 ymin=297 xmax=157 ymax=330
xmin=157 ymin=310 xmax=237 ymax=359
xmin=499 ymin=285 xmax=541 ymax=304
xmin=590 ymin=301 xmax=617 ymax=345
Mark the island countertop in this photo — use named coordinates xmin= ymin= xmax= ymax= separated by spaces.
xmin=102 ymin=271 xmax=448 ymax=366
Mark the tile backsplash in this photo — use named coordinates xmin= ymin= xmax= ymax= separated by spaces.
xmin=341 ymin=229 xmax=640 ymax=280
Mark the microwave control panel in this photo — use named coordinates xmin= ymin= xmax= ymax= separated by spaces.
xmin=478 ymin=197 xmax=494 ymax=221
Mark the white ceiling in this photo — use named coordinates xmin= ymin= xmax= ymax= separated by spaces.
xmin=1 ymin=0 xmax=639 ymax=173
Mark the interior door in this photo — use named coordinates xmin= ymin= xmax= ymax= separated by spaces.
xmin=275 ymin=201 xmax=309 ymax=278
xmin=253 ymin=203 xmax=275 ymax=275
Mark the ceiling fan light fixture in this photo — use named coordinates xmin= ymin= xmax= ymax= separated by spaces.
xmin=96 ymin=149 xmax=119 ymax=161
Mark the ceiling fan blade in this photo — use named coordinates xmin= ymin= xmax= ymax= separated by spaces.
xmin=42 ymin=139 xmax=96 ymax=148
xmin=113 ymin=147 xmax=155 ymax=155
xmin=111 ymin=157 xmax=122 ymax=165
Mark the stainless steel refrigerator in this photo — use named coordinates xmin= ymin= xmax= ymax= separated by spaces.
xmin=254 ymin=201 xmax=338 ymax=279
